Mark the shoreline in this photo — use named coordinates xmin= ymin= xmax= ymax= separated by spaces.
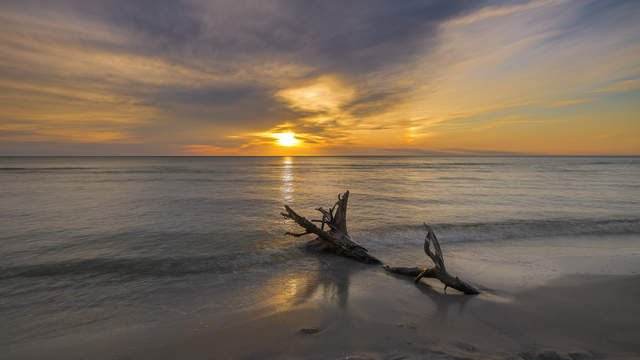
xmin=8 ymin=272 xmax=640 ymax=360
xmin=5 ymin=233 xmax=640 ymax=359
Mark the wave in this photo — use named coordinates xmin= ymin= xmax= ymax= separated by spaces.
xmin=0 ymin=167 xmax=92 ymax=171
xmin=3 ymin=218 xmax=638 ymax=280
xmin=368 ymin=218 xmax=640 ymax=244
xmin=0 ymin=250 xmax=299 ymax=280
xmin=436 ymin=176 xmax=485 ymax=181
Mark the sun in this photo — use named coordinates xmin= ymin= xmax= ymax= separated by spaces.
xmin=274 ymin=132 xmax=300 ymax=146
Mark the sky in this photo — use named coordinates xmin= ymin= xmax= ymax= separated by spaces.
xmin=0 ymin=0 xmax=639 ymax=156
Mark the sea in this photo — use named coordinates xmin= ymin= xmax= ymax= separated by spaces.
xmin=1 ymin=156 xmax=639 ymax=348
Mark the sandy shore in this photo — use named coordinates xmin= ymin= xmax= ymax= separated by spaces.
xmin=9 ymin=274 xmax=640 ymax=359
xmin=140 ymin=275 xmax=640 ymax=359
xmin=6 ymin=235 xmax=640 ymax=359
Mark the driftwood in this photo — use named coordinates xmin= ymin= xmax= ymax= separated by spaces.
xmin=384 ymin=223 xmax=479 ymax=295
xmin=282 ymin=191 xmax=478 ymax=295
xmin=281 ymin=191 xmax=381 ymax=264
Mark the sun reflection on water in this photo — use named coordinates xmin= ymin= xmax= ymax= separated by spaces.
xmin=281 ymin=156 xmax=294 ymax=203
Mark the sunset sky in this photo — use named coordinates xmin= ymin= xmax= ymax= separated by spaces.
xmin=1 ymin=0 xmax=638 ymax=156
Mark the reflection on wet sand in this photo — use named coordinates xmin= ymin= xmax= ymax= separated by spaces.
xmin=267 ymin=255 xmax=478 ymax=323
xmin=265 ymin=257 xmax=368 ymax=311
xmin=291 ymin=260 xmax=366 ymax=308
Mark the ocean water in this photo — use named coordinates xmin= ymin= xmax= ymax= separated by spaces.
xmin=1 ymin=156 xmax=639 ymax=347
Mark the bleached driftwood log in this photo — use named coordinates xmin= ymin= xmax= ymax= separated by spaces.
xmin=282 ymin=191 xmax=479 ymax=295
xmin=384 ymin=223 xmax=479 ymax=295
xmin=281 ymin=191 xmax=381 ymax=264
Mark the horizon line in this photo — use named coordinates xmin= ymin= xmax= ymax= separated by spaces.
xmin=2 ymin=154 xmax=639 ymax=158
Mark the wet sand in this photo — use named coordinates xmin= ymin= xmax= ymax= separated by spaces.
xmin=6 ymin=235 xmax=640 ymax=359
xmin=9 ymin=274 xmax=639 ymax=359
xmin=129 ymin=275 xmax=640 ymax=359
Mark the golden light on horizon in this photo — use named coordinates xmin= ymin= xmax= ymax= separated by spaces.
xmin=273 ymin=132 xmax=300 ymax=147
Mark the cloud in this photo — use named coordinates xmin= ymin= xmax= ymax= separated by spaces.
xmin=440 ymin=148 xmax=529 ymax=156
xmin=0 ymin=0 xmax=639 ymax=155
xmin=180 ymin=144 xmax=243 ymax=156
xmin=276 ymin=76 xmax=355 ymax=114
xmin=446 ymin=0 xmax=567 ymax=27
xmin=13 ymin=0 xmax=479 ymax=75
xmin=593 ymin=79 xmax=640 ymax=93
xmin=0 ymin=0 xmax=481 ymax=149
xmin=547 ymin=98 xmax=596 ymax=108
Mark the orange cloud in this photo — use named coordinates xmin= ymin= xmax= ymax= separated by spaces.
xmin=180 ymin=145 xmax=244 ymax=156
xmin=546 ymin=98 xmax=596 ymax=108
xmin=593 ymin=79 xmax=640 ymax=93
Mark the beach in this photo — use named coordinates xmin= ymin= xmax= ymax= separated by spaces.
xmin=3 ymin=0 xmax=640 ymax=357
xmin=2 ymin=156 xmax=639 ymax=359
xmin=6 ymin=234 xmax=640 ymax=359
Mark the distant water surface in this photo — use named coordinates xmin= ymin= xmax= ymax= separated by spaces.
xmin=1 ymin=156 xmax=639 ymax=346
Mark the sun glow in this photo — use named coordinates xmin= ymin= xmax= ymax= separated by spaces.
xmin=274 ymin=132 xmax=300 ymax=146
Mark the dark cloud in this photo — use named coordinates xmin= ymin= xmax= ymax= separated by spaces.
xmin=285 ymin=0 xmax=478 ymax=73
xmin=141 ymin=84 xmax=297 ymax=129
xmin=9 ymin=0 xmax=484 ymax=74
xmin=147 ymin=85 xmax=260 ymax=107
xmin=103 ymin=0 xmax=202 ymax=46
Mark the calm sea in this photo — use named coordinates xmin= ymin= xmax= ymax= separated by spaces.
xmin=1 ymin=156 xmax=639 ymax=346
